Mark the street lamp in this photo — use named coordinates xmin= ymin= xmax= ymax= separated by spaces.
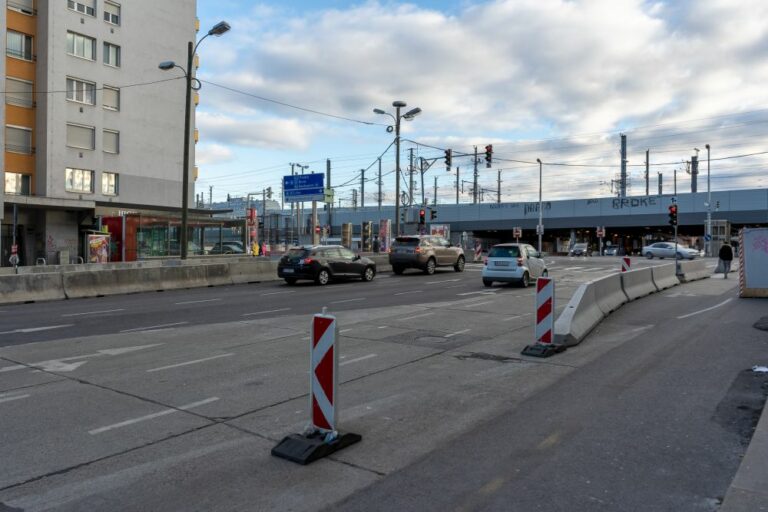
xmin=159 ymin=21 xmax=231 ymax=259
xmin=537 ymin=158 xmax=543 ymax=253
xmin=705 ymin=143 xmax=711 ymax=256
xmin=374 ymin=101 xmax=422 ymax=236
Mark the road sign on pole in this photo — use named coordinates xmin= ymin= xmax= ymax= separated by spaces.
xmin=283 ymin=174 xmax=325 ymax=203
xmin=513 ymin=227 xmax=522 ymax=240
xmin=621 ymin=257 xmax=631 ymax=272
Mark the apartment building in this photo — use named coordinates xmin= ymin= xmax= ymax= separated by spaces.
xmin=2 ymin=0 xmax=198 ymax=265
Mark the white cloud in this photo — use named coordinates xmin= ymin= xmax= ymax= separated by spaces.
xmin=196 ymin=112 xmax=313 ymax=150
xmin=196 ymin=143 xmax=235 ymax=165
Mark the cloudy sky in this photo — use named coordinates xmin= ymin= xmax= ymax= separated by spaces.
xmin=193 ymin=0 xmax=768 ymax=206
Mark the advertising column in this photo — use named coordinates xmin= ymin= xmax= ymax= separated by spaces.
xmin=378 ymin=219 xmax=392 ymax=253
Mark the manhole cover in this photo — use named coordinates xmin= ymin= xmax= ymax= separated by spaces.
xmin=754 ymin=316 xmax=768 ymax=332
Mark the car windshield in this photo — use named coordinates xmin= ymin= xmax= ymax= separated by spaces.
xmin=574 ymin=244 xmax=587 ymax=249
xmin=284 ymin=248 xmax=310 ymax=261
xmin=488 ymin=246 xmax=520 ymax=258
xmin=393 ymin=238 xmax=420 ymax=247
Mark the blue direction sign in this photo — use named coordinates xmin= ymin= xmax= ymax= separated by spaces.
xmin=283 ymin=173 xmax=325 ymax=202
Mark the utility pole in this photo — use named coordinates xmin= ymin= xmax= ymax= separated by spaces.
xmin=658 ymin=172 xmax=663 ymax=195
xmin=691 ymin=150 xmax=699 ymax=193
xmin=455 ymin=166 xmax=460 ymax=205
xmin=377 ymin=157 xmax=382 ymax=210
xmin=352 ymin=189 xmax=358 ymax=210
xmin=433 ymin=176 xmax=438 ymax=206
xmin=360 ymin=169 xmax=365 ymax=209
xmin=645 ymin=149 xmax=650 ymax=196
xmin=473 ymin=146 xmax=479 ymax=204
xmin=674 ymin=168 xmax=678 ymax=196
xmin=620 ymin=134 xmax=627 ymax=197
xmin=420 ymin=157 xmax=425 ymax=205
xmin=326 ymin=159 xmax=332 ymax=236
xmin=209 ymin=186 xmax=213 ymax=207
xmin=408 ymin=148 xmax=414 ymax=207
xmin=497 ymin=170 xmax=502 ymax=204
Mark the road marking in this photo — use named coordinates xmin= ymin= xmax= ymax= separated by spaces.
xmin=340 ymin=354 xmax=377 ymax=366
xmin=62 ymin=309 xmax=125 ymax=317
xmin=339 ymin=328 xmax=353 ymax=333
xmin=676 ymin=298 xmax=733 ymax=319
xmin=400 ymin=312 xmax=434 ymax=321
xmin=394 ymin=290 xmax=422 ymax=296
xmin=463 ymin=301 xmax=493 ymax=308
xmin=503 ymin=315 xmax=521 ymax=321
xmin=426 ymin=279 xmax=461 ymax=285
xmin=120 ymin=322 xmax=187 ymax=333
xmin=261 ymin=291 xmax=296 ymax=296
xmin=174 ymin=298 xmax=221 ymax=305
xmin=146 ymin=353 xmax=234 ymax=373
xmin=0 ymin=324 xmax=73 ymax=335
xmin=458 ymin=290 xmax=499 ymax=296
xmin=331 ymin=298 xmax=366 ymax=304
xmin=0 ymin=344 xmax=164 ymax=374
xmin=88 ymin=397 xmax=220 ymax=435
xmin=0 ymin=393 xmax=30 ymax=405
xmin=377 ymin=325 xmax=388 ymax=329
xmin=242 ymin=308 xmax=291 ymax=316
xmin=561 ymin=266 xmax=583 ymax=271
xmin=445 ymin=328 xmax=470 ymax=338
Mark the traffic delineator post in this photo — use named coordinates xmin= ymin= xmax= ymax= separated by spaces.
xmin=521 ymin=277 xmax=565 ymax=358
xmin=271 ymin=307 xmax=361 ymax=465
xmin=621 ymin=257 xmax=631 ymax=272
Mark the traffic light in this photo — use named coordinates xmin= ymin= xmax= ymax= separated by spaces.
xmin=444 ymin=149 xmax=452 ymax=170
xmin=400 ymin=209 xmax=406 ymax=223
xmin=430 ymin=209 xmax=437 ymax=221
xmin=668 ymin=204 xmax=678 ymax=226
xmin=266 ymin=187 xmax=273 ymax=199
xmin=715 ymin=200 xmax=720 ymax=210
xmin=485 ymin=144 xmax=493 ymax=168
xmin=419 ymin=209 xmax=426 ymax=225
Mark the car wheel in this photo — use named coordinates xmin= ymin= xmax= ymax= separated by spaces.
xmin=645 ymin=252 xmax=653 ymax=259
xmin=483 ymin=279 xmax=493 ymax=288
xmin=362 ymin=266 xmax=375 ymax=282
xmin=284 ymin=278 xmax=297 ymax=285
xmin=393 ymin=266 xmax=404 ymax=275
xmin=519 ymin=272 xmax=530 ymax=288
xmin=315 ymin=269 xmax=330 ymax=286
xmin=542 ymin=269 xmax=549 ymax=277
xmin=424 ymin=258 xmax=436 ymax=275
xmin=454 ymin=256 xmax=465 ymax=272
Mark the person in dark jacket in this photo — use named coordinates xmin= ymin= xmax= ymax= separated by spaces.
xmin=718 ymin=242 xmax=734 ymax=278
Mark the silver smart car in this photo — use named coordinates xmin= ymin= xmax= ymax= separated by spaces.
xmin=482 ymin=243 xmax=548 ymax=287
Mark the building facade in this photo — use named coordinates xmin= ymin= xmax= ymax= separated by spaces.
xmin=2 ymin=0 xmax=198 ymax=265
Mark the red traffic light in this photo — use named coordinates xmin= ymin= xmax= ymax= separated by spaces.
xmin=419 ymin=209 xmax=425 ymax=216
xmin=668 ymin=205 xmax=677 ymax=214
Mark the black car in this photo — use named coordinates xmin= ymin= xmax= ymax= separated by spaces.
xmin=210 ymin=241 xmax=245 ymax=254
xmin=277 ymin=245 xmax=376 ymax=285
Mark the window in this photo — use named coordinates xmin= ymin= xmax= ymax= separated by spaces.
xmin=102 ymin=172 xmax=119 ymax=195
xmin=103 ymin=130 xmax=119 ymax=154
xmin=7 ymin=31 xmax=33 ymax=61
xmin=66 ymin=77 xmax=96 ymax=105
xmin=103 ymin=86 xmax=120 ymax=110
xmin=5 ymin=78 xmax=34 ymax=107
xmin=4 ymin=172 xmax=31 ymax=196
xmin=5 ymin=125 xmax=33 ymax=154
xmin=65 ymin=167 xmax=94 ymax=193
xmin=66 ymin=123 xmax=95 ymax=150
xmin=7 ymin=0 xmax=35 ymax=16
xmin=66 ymin=31 xmax=95 ymax=60
xmin=104 ymin=2 xmax=120 ymax=25
xmin=103 ymin=42 xmax=120 ymax=67
xmin=67 ymin=0 xmax=95 ymax=16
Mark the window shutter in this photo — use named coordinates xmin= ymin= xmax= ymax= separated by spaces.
xmin=66 ymin=124 xmax=95 ymax=149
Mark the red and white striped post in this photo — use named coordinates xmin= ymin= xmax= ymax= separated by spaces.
xmin=621 ymin=257 xmax=631 ymax=272
xmin=310 ymin=309 xmax=338 ymax=432
xmin=522 ymin=277 xmax=562 ymax=357
xmin=272 ymin=307 xmax=361 ymax=465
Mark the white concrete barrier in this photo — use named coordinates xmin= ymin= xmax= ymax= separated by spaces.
xmin=651 ymin=264 xmax=680 ymax=290
xmin=0 ymin=273 xmax=66 ymax=304
xmin=228 ymin=260 xmax=281 ymax=285
xmin=592 ymin=273 xmax=628 ymax=316
xmin=677 ymin=259 xmax=710 ymax=282
xmin=621 ymin=267 xmax=657 ymax=300
xmin=554 ymin=282 xmax=604 ymax=347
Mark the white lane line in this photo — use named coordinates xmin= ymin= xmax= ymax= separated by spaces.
xmin=462 ymin=301 xmax=494 ymax=308
xmin=242 ymin=308 xmax=291 ymax=317
xmin=261 ymin=291 xmax=296 ymax=297
xmin=377 ymin=325 xmax=388 ymax=329
xmin=339 ymin=328 xmax=353 ymax=333
xmin=0 ymin=324 xmax=74 ymax=335
xmin=445 ymin=285 xmax=465 ymax=289
xmin=400 ymin=312 xmax=434 ymax=321
xmin=331 ymin=298 xmax=366 ymax=304
xmin=340 ymin=354 xmax=377 ymax=366
xmin=88 ymin=397 xmax=220 ymax=435
xmin=503 ymin=315 xmax=521 ymax=321
xmin=445 ymin=328 xmax=471 ymax=338
xmin=62 ymin=309 xmax=125 ymax=317
xmin=458 ymin=290 xmax=499 ymax=296
xmin=676 ymin=298 xmax=733 ymax=319
xmin=0 ymin=393 xmax=30 ymax=405
xmin=174 ymin=298 xmax=221 ymax=306
xmin=394 ymin=290 xmax=422 ymax=296
xmin=426 ymin=279 xmax=461 ymax=285
xmin=146 ymin=353 xmax=234 ymax=373
xmin=120 ymin=322 xmax=187 ymax=333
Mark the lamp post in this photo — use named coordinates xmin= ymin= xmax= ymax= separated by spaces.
xmin=374 ymin=101 xmax=421 ymax=236
xmin=159 ymin=21 xmax=230 ymax=259
xmin=705 ymin=143 xmax=711 ymax=257
xmin=537 ymin=158 xmax=543 ymax=253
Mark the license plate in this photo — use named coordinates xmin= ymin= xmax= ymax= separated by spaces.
xmin=283 ymin=268 xmax=294 ymax=273
xmin=494 ymin=261 xmax=510 ymax=266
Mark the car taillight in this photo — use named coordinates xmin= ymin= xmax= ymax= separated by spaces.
xmin=483 ymin=257 xmax=488 ymax=266
xmin=302 ymin=258 xmax=314 ymax=265
xmin=517 ymin=257 xmax=524 ymax=266
xmin=415 ymin=247 xmax=422 ymax=254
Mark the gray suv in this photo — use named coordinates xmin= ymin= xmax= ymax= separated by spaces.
xmin=389 ymin=235 xmax=465 ymax=275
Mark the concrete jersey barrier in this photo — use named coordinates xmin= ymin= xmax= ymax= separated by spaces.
xmin=651 ymin=264 xmax=680 ymax=290
xmin=0 ymin=273 xmax=66 ymax=304
xmin=554 ymin=282 xmax=604 ymax=347
xmin=677 ymin=259 xmax=710 ymax=282
xmin=592 ymin=273 xmax=628 ymax=316
xmin=621 ymin=267 xmax=658 ymax=300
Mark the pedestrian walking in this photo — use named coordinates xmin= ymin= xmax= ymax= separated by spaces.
xmin=718 ymin=242 xmax=733 ymax=279
xmin=251 ymin=240 xmax=259 ymax=257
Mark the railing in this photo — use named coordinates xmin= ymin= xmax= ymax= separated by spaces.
xmin=7 ymin=0 xmax=36 ymax=15
xmin=5 ymin=48 xmax=36 ymax=62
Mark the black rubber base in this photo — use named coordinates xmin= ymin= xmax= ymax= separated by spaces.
xmin=521 ymin=343 xmax=566 ymax=358
xmin=271 ymin=431 xmax=362 ymax=465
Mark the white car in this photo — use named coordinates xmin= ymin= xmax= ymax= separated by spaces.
xmin=642 ymin=242 xmax=698 ymax=260
xmin=482 ymin=243 xmax=548 ymax=287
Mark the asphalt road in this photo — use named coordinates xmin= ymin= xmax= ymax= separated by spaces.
xmin=2 ymin=256 xmax=752 ymax=512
